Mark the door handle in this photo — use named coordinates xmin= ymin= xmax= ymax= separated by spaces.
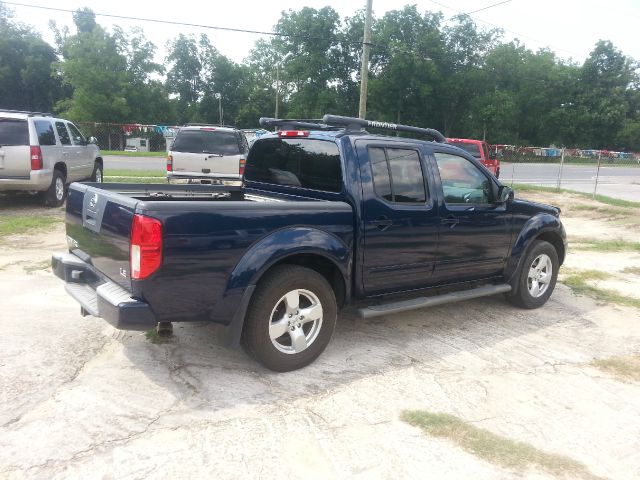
xmin=369 ymin=216 xmax=393 ymax=231
xmin=441 ymin=215 xmax=459 ymax=227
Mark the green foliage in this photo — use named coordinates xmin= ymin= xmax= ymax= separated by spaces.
xmin=0 ymin=4 xmax=63 ymax=112
xmin=1 ymin=4 xmax=638 ymax=151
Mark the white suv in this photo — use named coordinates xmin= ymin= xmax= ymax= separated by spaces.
xmin=0 ymin=110 xmax=103 ymax=206
xmin=167 ymin=125 xmax=248 ymax=184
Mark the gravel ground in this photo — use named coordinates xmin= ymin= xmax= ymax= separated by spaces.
xmin=1 ymin=193 xmax=639 ymax=480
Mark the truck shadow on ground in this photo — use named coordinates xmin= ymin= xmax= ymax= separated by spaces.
xmin=119 ymin=286 xmax=594 ymax=413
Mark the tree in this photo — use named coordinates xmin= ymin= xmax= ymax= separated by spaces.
xmin=55 ymin=8 xmax=130 ymax=122
xmin=575 ymin=41 xmax=636 ymax=148
xmin=0 ymin=4 xmax=63 ymax=112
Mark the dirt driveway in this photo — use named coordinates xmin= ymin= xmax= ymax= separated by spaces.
xmin=1 ymin=191 xmax=639 ymax=480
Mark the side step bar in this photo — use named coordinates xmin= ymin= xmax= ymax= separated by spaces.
xmin=357 ymin=284 xmax=512 ymax=319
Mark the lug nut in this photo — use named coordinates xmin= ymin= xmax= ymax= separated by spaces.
xmin=290 ymin=326 xmax=295 ymax=331
xmin=297 ymin=323 xmax=301 ymax=328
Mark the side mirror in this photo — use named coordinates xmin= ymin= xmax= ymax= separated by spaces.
xmin=88 ymin=136 xmax=98 ymax=145
xmin=496 ymin=185 xmax=514 ymax=204
xmin=489 ymin=152 xmax=497 ymax=160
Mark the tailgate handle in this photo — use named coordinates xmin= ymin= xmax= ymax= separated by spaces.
xmin=82 ymin=188 xmax=108 ymax=233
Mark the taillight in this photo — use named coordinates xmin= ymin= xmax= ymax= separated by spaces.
xmin=167 ymin=154 xmax=173 ymax=172
xmin=130 ymin=214 xmax=162 ymax=280
xmin=239 ymin=158 xmax=246 ymax=176
xmin=30 ymin=146 xmax=43 ymax=170
xmin=278 ymin=131 xmax=309 ymax=137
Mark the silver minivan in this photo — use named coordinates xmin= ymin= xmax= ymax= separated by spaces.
xmin=0 ymin=110 xmax=103 ymax=206
xmin=167 ymin=125 xmax=249 ymax=184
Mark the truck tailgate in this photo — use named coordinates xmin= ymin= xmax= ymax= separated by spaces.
xmin=65 ymin=183 xmax=137 ymax=291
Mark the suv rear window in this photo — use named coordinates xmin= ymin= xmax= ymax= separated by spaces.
xmin=454 ymin=142 xmax=481 ymax=158
xmin=0 ymin=119 xmax=29 ymax=146
xmin=245 ymin=138 xmax=342 ymax=192
xmin=172 ymin=130 xmax=240 ymax=155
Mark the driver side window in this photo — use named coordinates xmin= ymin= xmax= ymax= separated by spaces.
xmin=435 ymin=152 xmax=492 ymax=204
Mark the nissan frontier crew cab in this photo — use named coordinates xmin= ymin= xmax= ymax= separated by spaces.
xmin=52 ymin=115 xmax=566 ymax=372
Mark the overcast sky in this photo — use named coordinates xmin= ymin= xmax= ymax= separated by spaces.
xmin=5 ymin=0 xmax=640 ymax=64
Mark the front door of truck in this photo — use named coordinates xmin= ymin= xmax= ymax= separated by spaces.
xmin=357 ymin=140 xmax=440 ymax=296
xmin=429 ymin=149 xmax=512 ymax=282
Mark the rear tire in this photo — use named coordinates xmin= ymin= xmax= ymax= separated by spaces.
xmin=242 ymin=265 xmax=337 ymax=372
xmin=506 ymin=240 xmax=559 ymax=309
xmin=44 ymin=169 xmax=66 ymax=207
xmin=91 ymin=162 xmax=103 ymax=182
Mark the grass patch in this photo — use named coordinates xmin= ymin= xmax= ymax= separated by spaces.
xmin=562 ymin=270 xmax=640 ymax=309
xmin=0 ymin=215 xmax=60 ymax=239
xmin=622 ymin=266 xmax=640 ymax=275
xmin=571 ymin=238 xmax=640 ymax=253
xmin=101 ymin=150 xmax=166 ymax=157
xmin=570 ymin=204 xmax=633 ymax=216
xmin=105 ymin=169 xmax=165 ymax=177
xmin=512 ymin=183 xmax=640 ymax=209
xmin=592 ymin=355 xmax=640 ymax=382
xmin=402 ymin=411 xmax=601 ymax=479
xmin=145 ymin=329 xmax=172 ymax=344
xmin=104 ymin=169 xmax=166 ymax=184
xmin=23 ymin=260 xmax=51 ymax=273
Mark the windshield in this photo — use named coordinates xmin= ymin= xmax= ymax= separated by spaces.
xmin=245 ymin=138 xmax=342 ymax=192
xmin=0 ymin=119 xmax=29 ymax=146
xmin=454 ymin=142 xmax=481 ymax=158
xmin=172 ymin=130 xmax=240 ymax=155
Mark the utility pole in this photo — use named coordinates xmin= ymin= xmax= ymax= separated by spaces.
xmin=358 ymin=0 xmax=373 ymax=119
xmin=275 ymin=63 xmax=280 ymax=119
xmin=214 ymin=93 xmax=222 ymax=125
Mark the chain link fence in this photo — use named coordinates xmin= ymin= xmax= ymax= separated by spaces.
xmin=496 ymin=146 xmax=640 ymax=202
xmin=76 ymin=122 xmax=179 ymax=153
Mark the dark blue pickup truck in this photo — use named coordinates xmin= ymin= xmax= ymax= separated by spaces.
xmin=52 ymin=115 xmax=566 ymax=371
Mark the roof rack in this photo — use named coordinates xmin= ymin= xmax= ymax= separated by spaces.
xmin=1 ymin=109 xmax=52 ymax=117
xmin=259 ymin=114 xmax=446 ymax=143
xmin=322 ymin=114 xmax=446 ymax=143
xmin=184 ymin=123 xmax=237 ymax=128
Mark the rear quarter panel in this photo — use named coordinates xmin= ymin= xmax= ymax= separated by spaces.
xmin=135 ymin=200 xmax=354 ymax=325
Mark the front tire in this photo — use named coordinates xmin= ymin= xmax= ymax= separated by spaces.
xmin=242 ymin=265 xmax=337 ymax=372
xmin=44 ymin=169 xmax=66 ymax=207
xmin=507 ymin=240 xmax=559 ymax=309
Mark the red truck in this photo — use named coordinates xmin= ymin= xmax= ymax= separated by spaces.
xmin=447 ymin=138 xmax=500 ymax=178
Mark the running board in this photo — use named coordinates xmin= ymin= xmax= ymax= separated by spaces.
xmin=358 ymin=284 xmax=512 ymax=319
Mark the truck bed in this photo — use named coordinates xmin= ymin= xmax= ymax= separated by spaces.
xmin=63 ymin=182 xmax=354 ymax=326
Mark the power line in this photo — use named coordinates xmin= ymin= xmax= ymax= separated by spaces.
xmin=465 ymin=0 xmax=513 ymax=15
xmin=424 ymin=0 xmax=580 ymax=58
xmin=0 ymin=1 xmax=342 ymax=44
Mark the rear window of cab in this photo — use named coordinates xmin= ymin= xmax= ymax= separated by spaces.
xmin=244 ymin=138 xmax=342 ymax=192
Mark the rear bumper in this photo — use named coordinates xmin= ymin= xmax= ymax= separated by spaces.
xmin=0 ymin=169 xmax=53 ymax=191
xmin=52 ymin=252 xmax=157 ymax=331
xmin=167 ymin=172 xmax=241 ymax=184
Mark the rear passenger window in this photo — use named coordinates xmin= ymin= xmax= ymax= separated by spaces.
xmin=34 ymin=120 xmax=56 ymax=146
xmin=55 ymin=122 xmax=70 ymax=145
xmin=245 ymin=138 xmax=342 ymax=192
xmin=370 ymin=147 xmax=426 ymax=203
xmin=0 ymin=118 xmax=29 ymax=145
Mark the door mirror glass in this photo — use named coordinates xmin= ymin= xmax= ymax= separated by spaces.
xmin=88 ymin=136 xmax=98 ymax=145
xmin=497 ymin=185 xmax=513 ymax=204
